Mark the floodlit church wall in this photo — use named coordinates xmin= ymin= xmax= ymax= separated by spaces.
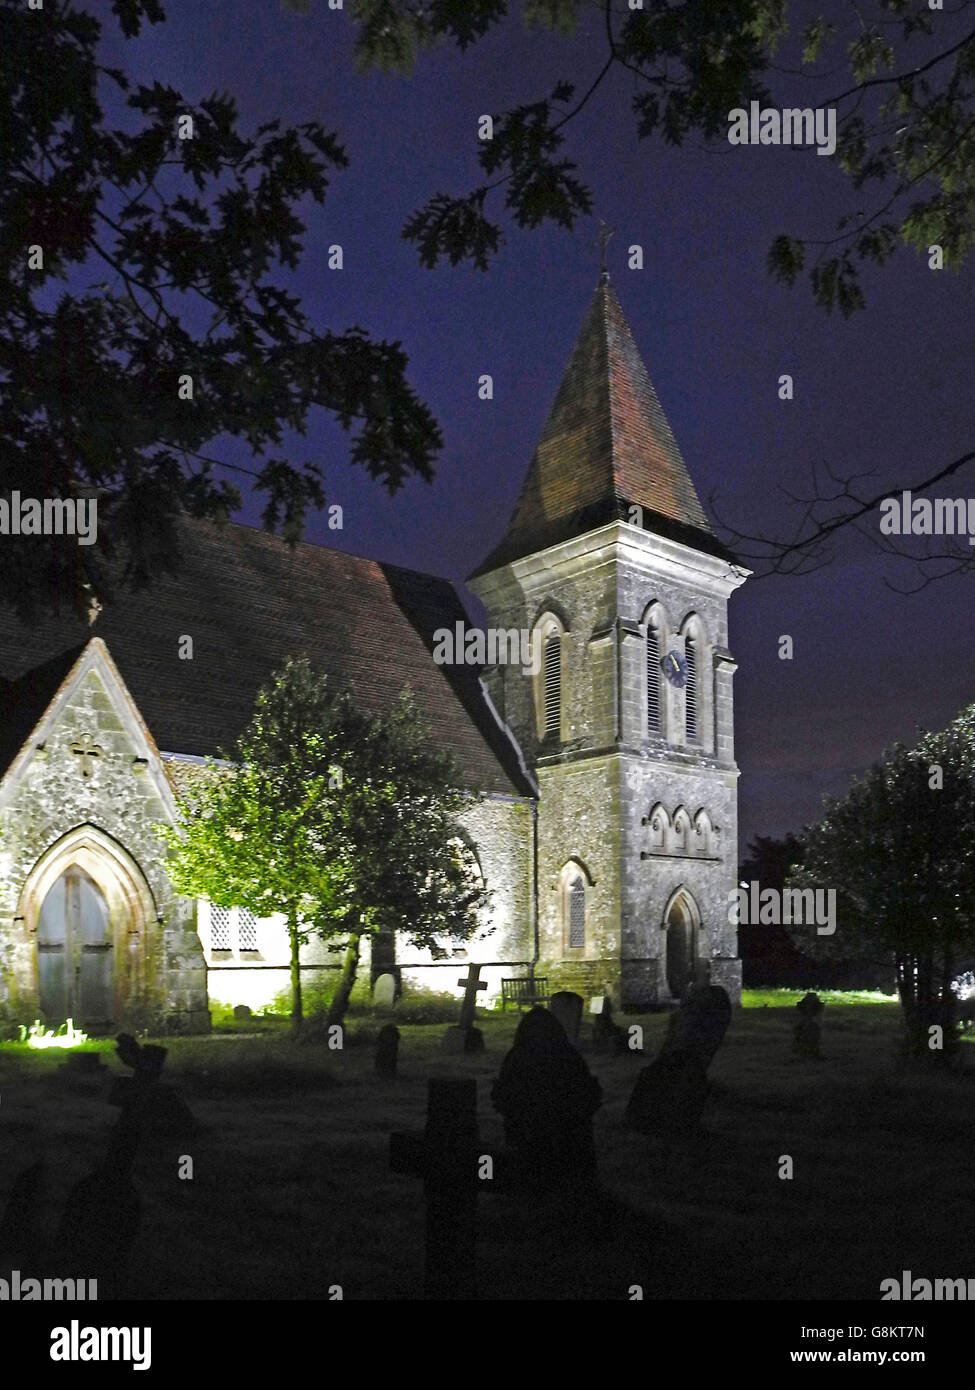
xmin=398 ymin=795 xmax=533 ymax=1006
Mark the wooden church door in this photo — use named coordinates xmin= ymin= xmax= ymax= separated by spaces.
xmin=37 ymin=866 xmax=114 ymax=1028
xmin=665 ymin=895 xmax=698 ymax=1001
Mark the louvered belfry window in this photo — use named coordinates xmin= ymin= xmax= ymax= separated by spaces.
xmin=646 ymin=623 xmax=661 ymax=734
xmin=568 ymin=877 xmax=586 ymax=948
xmin=210 ymin=904 xmax=233 ymax=951
xmin=685 ymin=637 xmax=698 ymax=743
xmin=543 ymin=631 xmax=561 ymax=737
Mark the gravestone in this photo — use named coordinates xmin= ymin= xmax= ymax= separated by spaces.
xmin=626 ymin=984 xmax=731 ymax=1137
xmin=54 ymin=1119 xmax=141 ymax=1299
xmin=373 ymin=973 xmax=397 ymax=1011
xmin=0 ymin=1160 xmax=46 ymax=1268
xmin=662 ymin=984 xmax=732 ymax=1071
xmin=591 ymin=996 xmax=630 ymax=1056
xmin=548 ymin=991 xmax=584 ymax=1043
xmin=375 ymin=1023 xmax=400 ymax=1078
xmin=233 ymin=1004 xmax=253 ymax=1021
xmin=389 ymin=1077 xmax=479 ymax=1299
xmin=625 ymin=1051 xmax=709 ymax=1136
xmin=442 ymin=962 xmax=486 ymax=1054
xmin=793 ymin=991 xmax=824 ymax=1058
xmin=109 ymin=1033 xmax=198 ymax=1137
xmin=491 ymin=1007 xmax=601 ymax=1198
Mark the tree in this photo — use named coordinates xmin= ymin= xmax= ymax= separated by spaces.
xmin=785 ymin=705 xmax=975 ymax=1058
xmin=160 ymin=657 xmax=488 ymax=1033
xmin=1 ymin=0 xmax=440 ymax=618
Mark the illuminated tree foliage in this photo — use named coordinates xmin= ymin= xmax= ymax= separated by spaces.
xmin=0 ymin=0 xmax=440 ymax=617
xmin=161 ymin=658 xmax=487 ymax=1033
xmin=786 ymin=704 xmax=975 ymax=1058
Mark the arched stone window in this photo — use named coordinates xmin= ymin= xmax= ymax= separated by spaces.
xmin=531 ymin=611 xmax=566 ymax=742
xmin=642 ymin=601 xmax=667 ymax=740
xmin=678 ymin=613 xmax=712 ymax=752
xmin=693 ymin=809 xmax=713 ymax=857
xmin=558 ymin=858 xmax=593 ymax=955
xmin=672 ymin=806 xmax=691 ymax=853
xmin=647 ymin=802 xmax=670 ymax=852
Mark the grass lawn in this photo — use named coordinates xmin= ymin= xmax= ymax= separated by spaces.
xmin=1 ymin=994 xmax=973 ymax=1301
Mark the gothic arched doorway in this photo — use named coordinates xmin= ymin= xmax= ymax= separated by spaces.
xmin=19 ymin=825 xmax=157 ymax=1034
xmin=37 ymin=866 xmax=114 ymax=1028
xmin=664 ymin=889 xmax=700 ymax=1001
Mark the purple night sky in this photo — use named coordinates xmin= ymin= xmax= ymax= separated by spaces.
xmin=103 ymin=1 xmax=975 ymax=850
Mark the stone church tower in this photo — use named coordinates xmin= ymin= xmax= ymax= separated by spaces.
xmin=469 ymin=273 xmax=748 ymax=1008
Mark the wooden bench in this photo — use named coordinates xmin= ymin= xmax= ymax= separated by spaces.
xmin=501 ymin=977 xmax=550 ymax=1011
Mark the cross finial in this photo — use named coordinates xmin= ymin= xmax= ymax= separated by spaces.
xmin=592 ymin=218 xmax=617 ymax=279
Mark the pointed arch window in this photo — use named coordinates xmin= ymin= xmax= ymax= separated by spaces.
xmin=543 ymin=631 xmax=561 ymax=737
xmin=646 ymin=620 xmax=661 ymax=734
xmin=568 ymin=877 xmax=586 ymax=948
xmin=685 ymin=637 xmax=698 ymax=743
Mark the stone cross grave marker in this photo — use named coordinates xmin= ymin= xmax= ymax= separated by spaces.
xmin=442 ymin=962 xmax=487 ymax=1053
xmin=389 ymin=1077 xmax=480 ymax=1299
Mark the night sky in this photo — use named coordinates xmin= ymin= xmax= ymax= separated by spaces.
xmin=103 ymin=0 xmax=975 ymax=850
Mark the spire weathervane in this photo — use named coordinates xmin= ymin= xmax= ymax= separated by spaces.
xmin=593 ymin=219 xmax=617 ymax=279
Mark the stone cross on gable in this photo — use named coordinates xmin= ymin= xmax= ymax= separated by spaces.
xmin=69 ymin=737 xmax=103 ymax=779
xmin=456 ymin=962 xmax=487 ymax=1032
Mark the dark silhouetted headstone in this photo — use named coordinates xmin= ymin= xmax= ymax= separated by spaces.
xmin=793 ymin=992 xmax=824 ymax=1058
xmin=625 ymin=1050 xmax=709 ymax=1136
xmin=591 ymin=996 xmax=630 ymax=1056
xmin=0 ymin=1161 xmax=46 ymax=1268
xmin=375 ymin=1023 xmax=400 ymax=1077
xmin=548 ymin=990 xmax=583 ymax=1043
xmin=491 ymin=1007 xmax=601 ymax=1198
xmin=389 ymin=1077 xmax=479 ymax=1299
xmin=233 ymin=1004 xmax=253 ymax=1021
xmin=109 ymin=1033 xmax=198 ymax=1136
xmin=373 ymin=973 xmax=397 ymax=1010
xmin=662 ymin=984 xmax=732 ymax=1070
xmin=442 ymin=962 xmax=486 ymax=1053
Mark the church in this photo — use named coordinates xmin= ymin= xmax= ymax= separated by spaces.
xmin=0 ymin=273 xmax=747 ymax=1035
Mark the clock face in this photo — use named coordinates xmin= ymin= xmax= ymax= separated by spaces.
xmin=662 ymin=649 xmax=688 ymax=688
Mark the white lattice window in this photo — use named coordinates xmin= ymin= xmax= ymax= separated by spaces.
xmin=210 ymin=904 xmax=233 ymax=951
xmin=238 ymin=908 xmax=259 ymax=952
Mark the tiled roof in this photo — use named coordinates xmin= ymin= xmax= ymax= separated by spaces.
xmin=472 ymin=276 xmax=733 ymax=576
xmin=0 ymin=518 xmax=533 ymax=798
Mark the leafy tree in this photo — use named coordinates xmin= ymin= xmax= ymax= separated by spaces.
xmin=785 ymin=705 xmax=975 ymax=1058
xmin=1 ymin=0 xmax=440 ymax=618
xmin=160 ymin=657 xmax=488 ymax=1033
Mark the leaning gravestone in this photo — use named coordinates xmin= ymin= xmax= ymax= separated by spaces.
xmin=109 ymin=1033 xmax=198 ymax=1137
xmin=548 ymin=990 xmax=584 ymax=1043
xmin=793 ymin=992 xmax=824 ymax=1058
xmin=373 ymin=973 xmax=397 ymax=1011
xmin=375 ymin=1023 xmax=400 ymax=1078
xmin=626 ymin=984 xmax=732 ymax=1137
xmin=625 ymin=1051 xmax=709 ymax=1136
xmin=662 ymin=984 xmax=733 ymax=1070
